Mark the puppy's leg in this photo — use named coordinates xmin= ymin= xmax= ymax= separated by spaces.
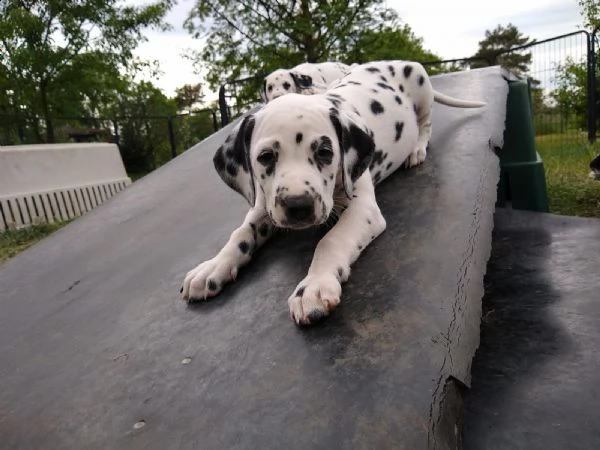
xmin=288 ymin=176 xmax=386 ymax=325
xmin=406 ymin=72 xmax=434 ymax=168
xmin=182 ymin=207 xmax=273 ymax=301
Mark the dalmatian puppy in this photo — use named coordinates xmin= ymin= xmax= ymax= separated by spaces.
xmin=182 ymin=60 xmax=485 ymax=326
xmin=262 ymin=62 xmax=351 ymax=102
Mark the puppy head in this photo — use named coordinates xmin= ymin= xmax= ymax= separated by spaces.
xmin=262 ymin=69 xmax=297 ymax=102
xmin=213 ymin=95 xmax=374 ymax=230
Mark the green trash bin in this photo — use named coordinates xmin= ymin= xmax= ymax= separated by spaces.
xmin=497 ymin=78 xmax=549 ymax=212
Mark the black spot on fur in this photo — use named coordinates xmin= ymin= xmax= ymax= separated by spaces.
xmin=369 ymin=149 xmax=385 ymax=170
xmin=394 ymin=95 xmax=402 ymax=105
xmin=413 ymin=104 xmax=418 ymax=114
xmin=399 ymin=84 xmax=405 ymax=92
xmin=371 ymin=89 xmax=379 ymax=94
xmin=403 ymin=65 xmax=413 ymax=78
xmin=214 ymin=147 xmax=226 ymax=172
xmin=386 ymin=162 xmax=393 ymax=170
xmin=376 ymin=82 xmax=395 ymax=91
xmin=367 ymin=219 xmax=372 ymax=224
xmin=365 ymin=67 xmax=381 ymax=73
xmin=283 ymin=81 xmax=291 ymax=90
xmin=327 ymin=96 xmax=342 ymax=108
xmin=304 ymin=180 xmax=310 ymax=185
xmin=370 ymin=100 xmax=384 ymax=114
xmin=296 ymin=132 xmax=303 ymax=144
xmin=357 ymin=245 xmax=363 ymax=250
xmin=374 ymin=171 xmax=382 ymax=183
xmin=418 ymin=75 xmax=425 ymax=86
xmin=330 ymin=174 xmax=334 ymax=180
xmin=388 ymin=65 xmax=396 ymax=77
xmin=259 ymin=223 xmax=269 ymax=237
xmin=226 ymin=162 xmax=237 ymax=177
xmin=308 ymin=158 xmax=314 ymax=165
xmin=207 ymin=279 xmax=218 ymax=291
xmin=296 ymin=286 xmax=305 ymax=297
xmin=379 ymin=75 xmax=388 ymax=83
xmin=337 ymin=267 xmax=344 ymax=278
xmin=238 ymin=241 xmax=250 ymax=253
xmin=395 ymin=122 xmax=404 ymax=142
xmin=348 ymin=81 xmax=362 ymax=85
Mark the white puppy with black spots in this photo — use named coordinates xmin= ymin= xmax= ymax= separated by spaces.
xmin=262 ymin=62 xmax=352 ymax=102
xmin=182 ymin=61 xmax=485 ymax=326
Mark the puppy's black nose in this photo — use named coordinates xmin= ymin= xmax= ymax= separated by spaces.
xmin=282 ymin=195 xmax=315 ymax=223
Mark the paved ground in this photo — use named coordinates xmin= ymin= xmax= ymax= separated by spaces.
xmin=464 ymin=208 xmax=600 ymax=450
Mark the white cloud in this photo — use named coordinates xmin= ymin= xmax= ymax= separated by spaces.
xmin=128 ymin=0 xmax=585 ymax=97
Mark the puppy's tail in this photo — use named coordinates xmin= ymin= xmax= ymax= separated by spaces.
xmin=433 ymin=91 xmax=486 ymax=108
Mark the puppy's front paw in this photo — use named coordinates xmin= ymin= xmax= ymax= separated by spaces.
xmin=405 ymin=146 xmax=427 ymax=168
xmin=181 ymin=254 xmax=239 ymax=302
xmin=288 ymin=274 xmax=342 ymax=326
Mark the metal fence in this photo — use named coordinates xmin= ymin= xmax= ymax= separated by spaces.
xmin=0 ymin=108 xmax=221 ymax=174
xmin=218 ymin=30 xmax=599 ymax=150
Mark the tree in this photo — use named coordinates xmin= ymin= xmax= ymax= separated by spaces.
xmin=470 ymin=24 xmax=535 ymax=76
xmin=175 ymin=83 xmax=205 ymax=112
xmin=578 ymin=0 xmax=599 ymax=29
xmin=344 ymin=22 xmax=439 ymax=65
xmin=0 ymin=0 xmax=174 ymax=142
xmin=114 ymin=80 xmax=178 ymax=173
xmin=184 ymin=1 xmax=432 ymax=90
xmin=551 ymin=57 xmax=590 ymax=131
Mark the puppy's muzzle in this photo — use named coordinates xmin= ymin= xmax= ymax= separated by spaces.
xmin=281 ymin=195 xmax=315 ymax=226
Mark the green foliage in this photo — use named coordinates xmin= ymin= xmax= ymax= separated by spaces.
xmin=578 ymin=0 xmax=600 ymax=29
xmin=184 ymin=0 xmax=437 ymax=92
xmin=344 ymin=22 xmax=439 ymax=64
xmin=551 ymin=57 xmax=590 ymax=131
xmin=535 ymin=135 xmax=600 ymax=217
xmin=114 ymin=81 xmax=178 ymax=173
xmin=175 ymin=83 xmax=205 ymax=112
xmin=1 ymin=221 xmax=68 ymax=264
xmin=0 ymin=0 xmax=174 ymax=142
xmin=470 ymin=23 xmax=534 ymax=76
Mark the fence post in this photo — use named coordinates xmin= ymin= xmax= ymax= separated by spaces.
xmin=587 ymin=29 xmax=597 ymax=144
xmin=218 ymin=84 xmax=229 ymax=128
xmin=212 ymin=110 xmax=218 ymax=132
xmin=112 ymin=119 xmax=120 ymax=146
xmin=168 ymin=116 xmax=177 ymax=159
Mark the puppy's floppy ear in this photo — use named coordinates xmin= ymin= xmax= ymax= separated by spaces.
xmin=290 ymin=71 xmax=313 ymax=90
xmin=329 ymin=108 xmax=375 ymax=198
xmin=213 ymin=115 xmax=256 ymax=205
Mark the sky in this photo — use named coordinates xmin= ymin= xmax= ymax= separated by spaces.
xmin=129 ymin=0 xmax=585 ymax=98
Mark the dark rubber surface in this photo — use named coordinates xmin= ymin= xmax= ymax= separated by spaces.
xmin=464 ymin=208 xmax=600 ymax=450
xmin=0 ymin=67 xmax=507 ymax=450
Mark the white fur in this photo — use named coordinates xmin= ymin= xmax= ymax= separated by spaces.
xmin=182 ymin=60 xmax=486 ymax=326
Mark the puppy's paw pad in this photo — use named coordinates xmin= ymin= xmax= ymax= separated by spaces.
xmin=288 ymin=275 xmax=342 ymax=326
xmin=181 ymin=256 xmax=238 ymax=302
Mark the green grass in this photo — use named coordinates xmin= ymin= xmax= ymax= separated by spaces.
xmin=0 ymin=222 xmax=69 ymax=264
xmin=535 ymin=133 xmax=600 ymax=218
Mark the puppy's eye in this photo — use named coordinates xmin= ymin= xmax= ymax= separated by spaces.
xmin=316 ymin=147 xmax=334 ymax=164
xmin=257 ymin=149 xmax=275 ymax=166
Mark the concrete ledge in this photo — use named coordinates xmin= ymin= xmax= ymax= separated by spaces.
xmin=0 ymin=143 xmax=131 ymax=230
xmin=0 ymin=67 xmax=507 ymax=449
